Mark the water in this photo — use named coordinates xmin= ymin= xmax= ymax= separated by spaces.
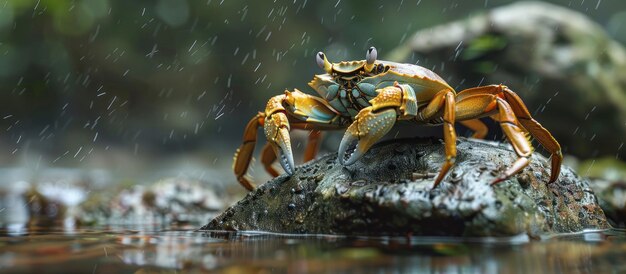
xmin=2 ymin=224 xmax=625 ymax=273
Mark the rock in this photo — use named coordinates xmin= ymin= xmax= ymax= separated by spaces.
xmin=203 ymin=138 xmax=609 ymax=237
xmin=0 ymin=168 xmax=96 ymax=228
xmin=387 ymin=1 xmax=626 ymax=159
xmin=578 ymin=158 xmax=626 ymax=227
xmin=590 ymin=179 xmax=626 ymax=228
xmin=78 ymin=177 xmax=226 ymax=225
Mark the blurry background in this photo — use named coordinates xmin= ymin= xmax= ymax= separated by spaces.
xmin=0 ymin=0 xmax=625 ymax=182
xmin=2 ymin=3 xmax=626 ymax=269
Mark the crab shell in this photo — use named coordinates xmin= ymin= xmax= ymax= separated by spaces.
xmin=308 ymin=59 xmax=454 ymax=117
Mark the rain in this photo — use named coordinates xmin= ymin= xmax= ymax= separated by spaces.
xmin=0 ymin=0 xmax=626 ymax=273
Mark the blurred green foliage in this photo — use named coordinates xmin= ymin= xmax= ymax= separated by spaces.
xmin=462 ymin=35 xmax=508 ymax=61
xmin=0 ymin=0 xmax=624 ymax=163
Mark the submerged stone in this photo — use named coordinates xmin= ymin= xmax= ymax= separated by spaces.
xmin=203 ymin=138 xmax=609 ymax=237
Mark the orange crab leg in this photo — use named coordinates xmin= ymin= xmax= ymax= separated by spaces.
xmin=233 ymin=112 xmax=266 ymax=191
xmin=492 ymin=98 xmax=533 ymax=185
xmin=455 ymin=94 xmax=532 ymax=184
xmin=416 ymin=89 xmax=457 ymax=189
xmin=500 ymin=87 xmax=562 ymax=183
xmin=454 ymin=84 xmax=561 ymax=184
xmin=260 ymin=142 xmax=280 ymax=177
xmin=303 ymin=130 xmax=322 ymax=162
xmin=459 ymin=119 xmax=488 ymax=139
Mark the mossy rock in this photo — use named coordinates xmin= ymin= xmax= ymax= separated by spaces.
xmin=203 ymin=138 xmax=608 ymax=237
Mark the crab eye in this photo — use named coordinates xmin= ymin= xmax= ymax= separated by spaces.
xmin=316 ymin=52 xmax=326 ymax=69
xmin=366 ymin=47 xmax=377 ymax=65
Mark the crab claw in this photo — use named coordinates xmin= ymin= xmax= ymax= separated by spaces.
xmin=338 ymin=107 xmax=397 ymax=165
xmin=274 ymin=130 xmax=295 ymax=175
xmin=264 ymin=111 xmax=295 ymax=175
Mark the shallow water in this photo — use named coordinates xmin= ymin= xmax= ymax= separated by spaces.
xmin=1 ymin=224 xmax=625 ymax=274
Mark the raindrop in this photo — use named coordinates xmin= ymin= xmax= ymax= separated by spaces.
xmin=74 ymin=147 xmax=83 ymax=158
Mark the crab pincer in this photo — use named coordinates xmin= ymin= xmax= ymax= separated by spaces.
xmin=338 ymin=106 xmax=397 ymax=165
xmin=264 ymin=111 xmax=295 ymax=175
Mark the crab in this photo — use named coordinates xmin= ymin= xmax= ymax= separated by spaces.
xmin=233 ymin=47 xmax=562 ymax=191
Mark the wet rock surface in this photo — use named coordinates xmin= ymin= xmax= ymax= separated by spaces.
xmin=204 ymin=138 xmax=609 ymax=237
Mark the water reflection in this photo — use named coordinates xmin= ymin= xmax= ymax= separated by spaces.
xmin=1 ymin=225 xmax=625 ymax=273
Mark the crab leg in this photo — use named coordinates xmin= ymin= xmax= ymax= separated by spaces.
xmin=459 ymin=119 xmax=488 ymax=139
xmin=491 ymin=98 xmax=534 ymax=185
xmin=456 ymin=85 xmax=562 ymax=183
xmin=260 ymin=142 xmax=280 ymax=177
xmin=416 ymin=89 xmax=457 ymax=189
xmin=456 ymin=93 xmax=532 ymax=184
xmin=233 ymin=112 xmax=266 ymax=191
xmin=499 ymin=87 xmax=562 ymax=183
xmin=303 ymin=130 xmax=323 ymax=162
